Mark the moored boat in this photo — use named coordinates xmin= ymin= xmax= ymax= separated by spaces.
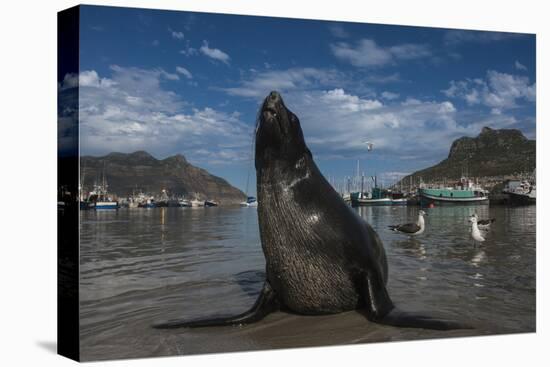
xmin=178 ymin=199 xmax=192 ymax=207
xmin=351 ymin=188 xmax=393 ymax=206
xmin=240 ymin=196 xmax=258 ymax=207
xmin=503 ymin=180 xmax=535 ymax=205
xmin=138 ymin=197 xmax=156 ymax=208
xmin=95 ymin=200 xmax=119 ymax=210
xmin=83 ymin=167 xmax=119 ymax=210
xmin=204 ymin=200 xmax=219 ymax=207
xmin=390 ymin=191 xmax=408 ymax=206
xmin=190 ymin=199 xmax=203 ymax=207
xmin=419 ymin=177 xmax=488 ymax=206
xmin=342 ymin=193 xmax=352 ymax=204
xmin=391 ymin=198 xmax=408 ymax=205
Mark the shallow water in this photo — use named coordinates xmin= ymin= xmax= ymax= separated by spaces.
xmin=79 ymin=204 xmax=536 ymax=361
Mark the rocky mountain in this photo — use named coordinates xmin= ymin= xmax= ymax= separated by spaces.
xmin=80 ymin=151 xmax=247 ymax=205
xmin=399 ymin=127 xmax=535 ymax=185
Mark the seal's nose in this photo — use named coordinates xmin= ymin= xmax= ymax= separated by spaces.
xmin=269 ymin=91 xmax=280 ymax=101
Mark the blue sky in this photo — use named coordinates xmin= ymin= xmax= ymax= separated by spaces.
xmin=67 ymin=5 xmax=536 ymax=194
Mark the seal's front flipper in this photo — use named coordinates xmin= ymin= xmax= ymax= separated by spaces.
xmin=360 ymin=269 xmax=395 ymax=321
xmin=153 ymin=282 xmax=279 ymax=329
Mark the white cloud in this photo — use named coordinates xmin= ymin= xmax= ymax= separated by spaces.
xmin=178 ymin=40 xmax=197 ymax=57
xmin=381 ymin=91 xmax=400 ymax=100
xmin=284 ymin=89 xmax=460 ymax=157
xmin=180 ymin=47 xmax=197 ymax=56
xmin=59 ymin=70 xmax=115 ymax=90
xmin=515 ymin=60 xmax=527 ymax=71
xmin=216 ymin=65 xmax=532 ymax=167
xmin=176 ymin=66 xmax=193 ymax=79
xmin=159 ymin=69 xmax=180 ymax=81
xmin=259 ymin=88 xmax=524 ymax=167
xmin=320 ymin=89 xmax=382 ymax=111
xmin=442 ymin=70 xmax=536 ymax=112
xmin=221 ymin=67 xmax=345 ymax=98
xmin=200 ymin=41 xmax=230 ymax=64
xmin=171 ymin=31 xmax=184 ymax=40
xmin=366 ymin=73 xmax=402 ymax=84
xmin=330 ymin=38 xmax=431 ymax=67
xmin=388 ymin=43 xmax=432 ymax=60
xmin=73 ymin=66 xmax=250 ymax=164
xmin=443 ymin=30 xmax=520 ymax=45
xmin=329 ymin=24 xmax=349 ymax=38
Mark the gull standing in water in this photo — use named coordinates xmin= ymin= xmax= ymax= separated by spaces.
xmin=388 ymin=210 xmax=427 ymax=236
xmin=469 ymin=215 xmax=486 ymax=244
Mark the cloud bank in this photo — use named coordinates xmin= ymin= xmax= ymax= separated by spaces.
xmin=61 ymin=66 xmax=250 ymax=164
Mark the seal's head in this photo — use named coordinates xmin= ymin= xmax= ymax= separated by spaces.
xmin=255 ymin=91 xmax=310 ymax=170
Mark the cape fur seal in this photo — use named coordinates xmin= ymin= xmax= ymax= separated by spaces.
xmin=154 ymin=91 xmax=468 ymax=330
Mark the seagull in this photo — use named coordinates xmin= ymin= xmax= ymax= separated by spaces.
xmin=472 ymin=213 xmax=495 ymax=230
xmin=388 ymin=210 xmax=427 ymax=236
xmin=469 ymin=215 xmax=485 ymax=244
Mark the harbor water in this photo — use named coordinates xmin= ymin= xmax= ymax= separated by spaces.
xmin=79 ymin=205 xmax=536 ymax=361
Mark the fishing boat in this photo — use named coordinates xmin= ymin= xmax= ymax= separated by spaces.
xmin=240 ymin=196 xmax=258 ymax=207
xmin=503 ymin=180 xmax=536 ymax=205
xmin=85 ymin=165 xmax=119 ymax=210
xmin=190 ymin=199 xmax=203 ymax=207
xmin=178 ymin=198 xmax=192 ymax=207
xmin=204 ymin=200 xmax=219 ymax=207
xmin=391 ymin=198 xmax=408 ymax=205
xmin=351 ymin=175 xmax=392 ymax=206
xmin=87 ymin=186 xmax=118 ymax=209
xmin=89 ymin=188 xmax=119 ymax=210
xmin=156 ymin=189 xmax=170 ymax=207
xmin=351 ymin=188 xmax=392 ymax=206
xmin=94 ymin=199 xmax=119 ymax=210
xmin=418 ymin=177 xmax=488 ymax=206
xmin=390 ymin=192 xmax=408 ymax=206
xmin=127 ymin=198 xmax=139 ymax=209
xmin=342 ymin=193 xmax=352 ymax=204
xmin=138 ymin=196 xmax=156 ymax=208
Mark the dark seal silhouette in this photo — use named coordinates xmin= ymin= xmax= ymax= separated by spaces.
xmin=154 ymin=91 xmax=469 ymax=330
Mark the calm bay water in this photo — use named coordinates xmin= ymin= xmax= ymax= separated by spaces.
xmin=79 ymin=204 xmax=536 ymax=361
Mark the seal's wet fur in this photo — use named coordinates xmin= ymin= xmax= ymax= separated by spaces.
xmin=154 ymin=92 xmax=469 ymax=330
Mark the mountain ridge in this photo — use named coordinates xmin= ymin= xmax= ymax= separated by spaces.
xmin=398 ymin=126 xmax=535 ymax=187
xmin=80 ymin=151 xmax=247 ymax=205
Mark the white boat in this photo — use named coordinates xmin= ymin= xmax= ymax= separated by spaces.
xmin=178 ymin=199 xmax=192 ymax=207
xmin=204 ymin=200 xmax=219 ymax=207
xmin=95 ymin=201 xmax=119 ymax=210
xmin=190 ymin=199 xmax=203 ymax=207
xmin=342 ymin=193 xmax=352 ymax=204
xmin=354 ymin=196 xmax=392 ymax=206
xmin=240 ymin=196 xmax=258 ymax=207
xmin=86 ymin=166 xmax=119 ymax=210
xmin=503 ymin=180 xmax=536 ymax=205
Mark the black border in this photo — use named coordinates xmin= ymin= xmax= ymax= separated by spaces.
xmin=57 ymin=5 xmax=80 ymax=361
